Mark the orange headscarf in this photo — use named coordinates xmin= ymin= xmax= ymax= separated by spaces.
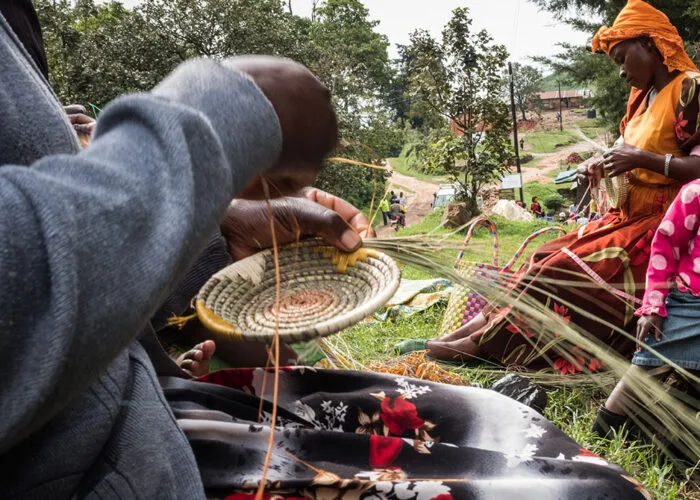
xmin=591 ymin=0 xmax=698 ymax=134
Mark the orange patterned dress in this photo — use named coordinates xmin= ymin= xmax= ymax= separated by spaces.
xmin=471 ymin=72 xmax=700 ymax=372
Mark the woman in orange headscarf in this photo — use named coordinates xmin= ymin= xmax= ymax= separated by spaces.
xmin=419 ymin=0 xmax=700 ymax=373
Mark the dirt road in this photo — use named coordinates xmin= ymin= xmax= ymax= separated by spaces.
xmin=376 ymin=163 xmax=440 ymax=236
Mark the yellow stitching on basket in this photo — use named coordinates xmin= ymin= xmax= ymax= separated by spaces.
xmin=314 ymin=247 xmax=378 ymax=273
xmin=166 ymin=312 xmax=198 ymax=329
xmin=195 ymin=300 xmax=244 ymax=341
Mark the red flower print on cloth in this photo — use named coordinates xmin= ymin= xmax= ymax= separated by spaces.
xmin=224 ymin=494 xmax=270 ymax=500
xmin=380 ymin=397 xmax=424 ymax=435
xmin=225 ymin=495 xmax=311 ymax=500
xmin=369 ymin=435 xmax=404 ymax=468
xmin=675 ymin=111 xmax=691 ymax=140
xmin=588 ymin=358 xmax=604 ymax=372
xmin=630 ymin=230 xmax=655 ymax=266
xmin=554 ymin=353 xmax=584 ymax=375
xmin=197 ymin=368 xmax=255 ymax=394
xmin=573 ymin=447 xmax=610 ymax=466
xmin=505 ymin=315 xmax=534 ymax=338
xmin=553 ymin=303 xmax=571 ymax=324
xmin=431 ymin=495 xmax=454 ymax=500
xmin=577 ymin=448 xmax=602 ymax=459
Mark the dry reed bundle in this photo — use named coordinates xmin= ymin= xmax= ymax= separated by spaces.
xmin=367 ymin=350 xmax=468 ymax=385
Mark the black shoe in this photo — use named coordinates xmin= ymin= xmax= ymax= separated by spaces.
xmin=591 ymin=405 xmax=629 ymax=438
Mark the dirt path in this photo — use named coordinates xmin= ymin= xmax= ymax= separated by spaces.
xmin=376 ymin=162 xmax=440 ymax=236
xmin=520 ymin=136 xmax=603 ymax=184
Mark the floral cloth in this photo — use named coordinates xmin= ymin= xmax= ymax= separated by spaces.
xmin=638 ymin=179 xmax=700 ymax=316
xmin=161 ymin=368 xmax=650 ymax=499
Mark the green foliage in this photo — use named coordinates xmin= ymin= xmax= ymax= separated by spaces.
xmin=505 ymin=63 xmax=544 ymax=121
xmin=405 ymin=8 xmax=514 ymax=214
xmin=544 ymin=193 xmax=567 ymax=213
xmin=525 ymin=130 xmax=579 ymax=153
xmin=578 ymin=118 xmax=608 ymax=140
xmin=523 ymin=181 xmax=559 ymax=206
xmin=540 ymin=71 xmax=578 ymax=92
xmin=37 ymin=0 xmax=304 ymax=107
xmin=37 ymin=0 xmax=395 ymax=212
xmin=519 ymin=152 xmax=535 ymax=164
xmin=307 ymin=0 xmax=392 ymax=120
xmin=388 ymin=156 xmax=446 ymax=183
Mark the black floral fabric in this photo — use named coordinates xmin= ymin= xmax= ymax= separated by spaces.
xmin=162 ymin=368 xmax=650 ymax=500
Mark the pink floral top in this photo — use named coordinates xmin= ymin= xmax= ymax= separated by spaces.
xmin=637 ymin=179 xmax=700 ymax=317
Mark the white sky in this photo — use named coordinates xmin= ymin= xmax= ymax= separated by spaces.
xmin=119 ymin=0 xmax=593 ymax=63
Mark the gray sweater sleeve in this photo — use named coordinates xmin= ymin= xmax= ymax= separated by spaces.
xmin=0 ymin=58 xmax=281 ymax=452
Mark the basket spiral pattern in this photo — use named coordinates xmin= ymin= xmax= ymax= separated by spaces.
xmin=196 ymin=239 xmax=401 ymax=343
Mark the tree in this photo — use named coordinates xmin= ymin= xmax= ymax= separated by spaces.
xmin=37 ymin=0 xmax=309 ymax=107
xmin=37 ymin=0 xmax=394 ymax=211
xmin=386 ymin=44 xmax=445 ymax=130
xmin=406 ymin=8 xmax=513 ymax=214
xmin=305 ymin=0 xmax=394 ymax=209
xmin=506 ymin=63 xmax=543 ymax=121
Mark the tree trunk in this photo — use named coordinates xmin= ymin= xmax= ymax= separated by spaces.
xmin=288 ymin=0 xmax=293 ymax=14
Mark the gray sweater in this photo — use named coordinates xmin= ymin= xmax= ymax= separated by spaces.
xmin=0 ymin=14 xmax=281 ymax=499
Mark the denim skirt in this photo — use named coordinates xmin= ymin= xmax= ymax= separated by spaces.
xmin=632 ymin=289 xmax=700 ymax=370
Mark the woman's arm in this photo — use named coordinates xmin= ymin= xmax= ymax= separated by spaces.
xmin=0 ymin=58 xmax=283 ymax=453
xmin=603 ymin=145 xmax=700 ymax=184
xmin=636 ymin=181 xmax=700 ymax=316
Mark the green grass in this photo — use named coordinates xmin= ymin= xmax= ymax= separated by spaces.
xmin=577 ymin=118 xmax=608 ymax=140
xmin=524 ymin=130 xmax=579 ymax=153
xmin=388 ymin=156 xmax=447 ymax=183
xmin=523 ymin=180 xmax=559 ymax=206
xmin=331 ymin=212 xmax=698 ymax=498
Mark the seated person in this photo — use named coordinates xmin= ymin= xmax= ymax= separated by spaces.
xmin=530 ymin=196 xmax=543 ymax=217
xmin=593 ymin=180 xmax=700 ymax=445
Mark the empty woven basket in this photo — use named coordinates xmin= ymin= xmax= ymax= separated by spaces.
xmin=196 ymin=239 xmax=401 ymax=343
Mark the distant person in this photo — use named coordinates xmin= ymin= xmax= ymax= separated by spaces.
xmin=390 ymin=199 xmax=405 ymax=226
xmin=379 ymin=197 xmax=390 ymax=226
xmin=519 ymin=138 xmax=525 ymax=150
xmin=398 ymin=191 xmax=407 ymax=206
xmin=530 ymin=196 xmax=543 ymax=217
xmin=390 ymin=190 xmax=398 ymax=203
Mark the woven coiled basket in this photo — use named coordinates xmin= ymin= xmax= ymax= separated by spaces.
xmin=603 ymin=170 xmax=629 ymax=209
xmin=196 ymin=239 xmax=401 ymax=343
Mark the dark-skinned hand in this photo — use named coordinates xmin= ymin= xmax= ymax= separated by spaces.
xmin=223 ymin=57 xmax=339 ymax=200
xmin=602 ymin=143 xmax=647 ymax=178
xmin=220 ymin=188 xmax=375 ymax=262
xmin=635 ymin=314 xmax=663 ymax=351
xmin=576 ymin=155 xmax=604 ymax=187
xmin=64 ymin=105 xmax=96 ymax=147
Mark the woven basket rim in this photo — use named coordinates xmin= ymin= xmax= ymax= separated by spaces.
xmin=196 ymin=240 xmax=401 ymax=343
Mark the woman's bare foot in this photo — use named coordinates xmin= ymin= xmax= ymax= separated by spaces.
xmin=177 ymin=340 xmax=216 ymax=377
xmin=426 ymin=337 xmax=484 ymax=362
xmin=436 ymin=312 xmax=488 ymax=343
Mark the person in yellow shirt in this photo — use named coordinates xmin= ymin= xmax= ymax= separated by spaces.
xmin=379 ymin=197 xmax=390 ymax=226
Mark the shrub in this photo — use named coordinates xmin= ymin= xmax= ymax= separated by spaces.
xmin=520 ymin=153 xmax=534 ymax=164
xmin=543 ymin=193 xmax=567 ymax=213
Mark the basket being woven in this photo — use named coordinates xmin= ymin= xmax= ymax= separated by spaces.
xmin=196 ymin=239 xmax=401 ymax=343
xmin=602 ymin=170 xmax=629 ymax=209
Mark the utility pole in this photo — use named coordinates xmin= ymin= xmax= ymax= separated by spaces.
xmin=558 ymin=81 xmax=563 ymax=131
xmin=508 ymin=62 xmax=524 ymax=204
